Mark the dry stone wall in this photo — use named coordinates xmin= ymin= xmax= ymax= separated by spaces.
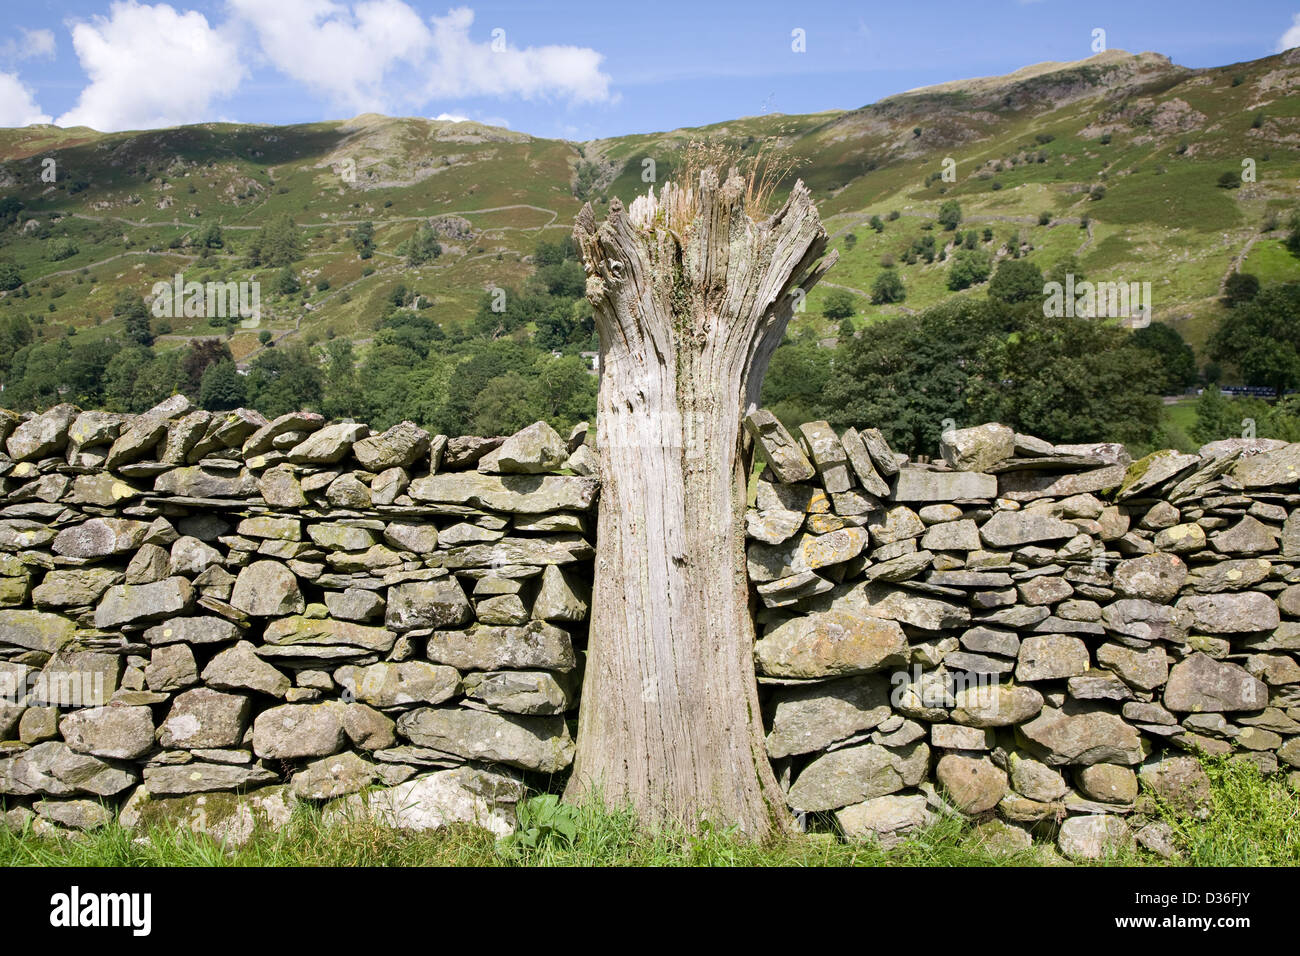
xmin=746 ymin=414 xmax=1300 ymax=859
xmin=0 ymin=397 xmax=595 ymax=841
xmin=3 ymin=393 xmax=1299 ymax=856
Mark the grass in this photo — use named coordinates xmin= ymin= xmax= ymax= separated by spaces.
xmin=2 ymin=756 xmax=1295 ymax=867
xmin=1243 ymin=238 xmax=1300 ymax=285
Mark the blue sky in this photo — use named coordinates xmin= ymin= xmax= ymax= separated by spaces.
xmin=2 ymin=0 xmax=1299 ymax=140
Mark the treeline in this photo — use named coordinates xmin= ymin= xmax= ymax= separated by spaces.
xmin=0 ymin=312 xmax=596 ymax=437
xmin=763 ymin=249 xmax=1300 ymax=456
xmin=0 ymin=232 xmax=599 ymax=436
xmin=763 ymin=294 xmax=1181 ymax=457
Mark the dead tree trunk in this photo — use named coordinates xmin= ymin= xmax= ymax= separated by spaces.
xmin=564 ymin=168 xmax=836 ymax=836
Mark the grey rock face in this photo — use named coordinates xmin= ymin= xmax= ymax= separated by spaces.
xmin=396 ymin=707 xmax=574 ymax=773
xmin=159 ymin=688 xmax=250 ymax=749
xmin=893 ymin=469 xmax=996 ymax=502
xmin=253 ymin=703 xmax=347 ymax=759
xmin=484 ymin=421 xmax=568 ymax=474
xmin=53 ymin=518 xmax=150 ymax=558
xmin=1174 ymin=592 xmax=1279 ymax=634
xmin=1164 ymin=653 xmax=1268 ymax=712
xmin=385 ymin=579 xmax=472 ymax=631
xmin=59 ymin=706 xmax=155 ymax=760
xmin=980 ymin=512 xmax=1079 ymax=548
xmin=1019 ymin=705 xmax=1144 ymax=766
xmin=143 ymin=763 xmax=278 ymax=796
xmin=940 ymin=423 xmax=1015 ymax=473
xmin=95 ymin=577 xmax=195 ymax=628
xmin=353 ymin=421 xmax=431 ymax=471
xmin=754 ymin=611 xmax=907 ymax=678
xmin=7 ymin=404 xmax=78 ymax=461
xmin=765 ymin=675 xmax=893 ymax=758
xmin=288 ymin=423 xmax=369 ymax=465
xmin=743 ymin=410 xmax=816 ymax=483
xmin=787 ymin=742 xmax=929 ymax=812
xmin=461 ymin=670 xmax=572 ymax=715
xmin=335 ymin=662 xmax=460 ymax=709
xmin=329 ymin=766 xmax=524 ymax=837
xmin=836 ymin=793 xmax=931 ymax=847
xmin=203 ymin=642 xmax=291 ymax=698
xmin=936 ymin=753 xmax=1007 ymax=813
xmin=408 ymin=472 xmax=598 ymax=513
xmin=230 ymin=561 xmax=304 ymax=617
xmin=1058 ymin=814 xmax=1132 ymax=860
xmin=427 ymin=622 xmax=575 ymax=671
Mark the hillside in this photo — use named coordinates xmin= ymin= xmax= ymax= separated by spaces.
xmin=1 ymin=46 xmax=1300 ymax=388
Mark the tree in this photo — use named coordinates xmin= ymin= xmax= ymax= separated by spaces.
xmin=988 ymin=258 xmax=1044 ymax=304
xmin=248 ymin=214 xmax=303 ymax=267
xmin=0 ymin=261 xmax=22 ymax=291
xmin=274 ymin=266 xmax=300 ymax=296
xmin=320 ymin=337 xmax=362 ymax=420
xmin=973 ymin=306 xmax=1164 ymax=447
xmin=199 ymin=359 xmax=246 ymax=410
xmin=822 ymin=288 xmax=856 ymax=319
xmin=180 ymin=338 xmax=234 ymax=399
xmin=244 ymin=345 xmax=322 ymax=416
xmin=1131 ymin=322 xmax=1198 ymax=393
xmin=113 ymin=290 xmax=153 ymax=346
xmin=353 ymin=221 xmax=374 ymax=259
xmin=946 ymin=249 xmax=992 ymax=291
xmin=565 ymin=169 xmax=834 ymax=835
xmin=761 ymin=332 xmax=831 ymax=427
xmin=937 ymin=199 xmax=962 ymax=231
xmin=200 ymin=222 xmax=224 ymax=249
xmin=1045 ymin=255 xmax=1084 ymax=288
xmin=405 ymin=222 xmax=442 ymax=266
xmin=1209 ymin=282 xmax=1300 ymax=396
xmin=871 ymin=269 xmax=906 ymax=304
xmin=1217 ymin=170 xmax=1241 ymax=189
xmin=470 ymin=370 xmax=541 ymax=435
xmin=1223 ymin=272 xmax=1260 ymax=308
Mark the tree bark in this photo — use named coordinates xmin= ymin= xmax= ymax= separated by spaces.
xmin=564 ymin=168 xmax=836 ymax=836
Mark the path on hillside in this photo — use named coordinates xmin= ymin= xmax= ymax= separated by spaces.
xmin=71 ymin=203 xmax=561 ymax=233
xmin=1219 ymin=233 xmax=1265 ymax=294
xmin=39 ymin=249 xmax=244 ymax=281
xmin=820 ymin=280 xmax=876 ymax=300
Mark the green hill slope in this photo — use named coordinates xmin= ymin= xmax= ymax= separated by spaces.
xmin=2 ymin=47 xmax=1299 ymax=384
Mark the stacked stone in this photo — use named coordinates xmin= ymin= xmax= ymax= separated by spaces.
xmin=0 ymin=398 xmax=595 ymax=841
xmin=747 ymin=414 xmax=1300 ymax=859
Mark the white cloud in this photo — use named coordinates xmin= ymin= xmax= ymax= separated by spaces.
xmin=56 ymin=1 xmax=245 ymax=131
xmin=421 ymin=7 xmax=611 ymax=103
xmin=0 ymin=72 xmax=52 ymax=126
xmin=433 ymin=112 xmax=470 ymax=122
xmin=227 ymin=0 xmax=429 ymax=113
xmin=1278 ymin=13 xmax=1300 ymax=52
xmin=230 ymin=1 xmax=612 ymax=113
xmin=1 ymin=28 xmax=57 ymax=62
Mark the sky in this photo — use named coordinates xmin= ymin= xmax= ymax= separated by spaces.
xmin=2 ymin=0 xmax=1300 ymax=141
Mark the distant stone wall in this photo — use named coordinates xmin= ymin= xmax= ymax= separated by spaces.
xmin=745 ymin=414 xmax=1300 ymax=859
xmin=0 ymin=398 xmax=596 ymax=841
